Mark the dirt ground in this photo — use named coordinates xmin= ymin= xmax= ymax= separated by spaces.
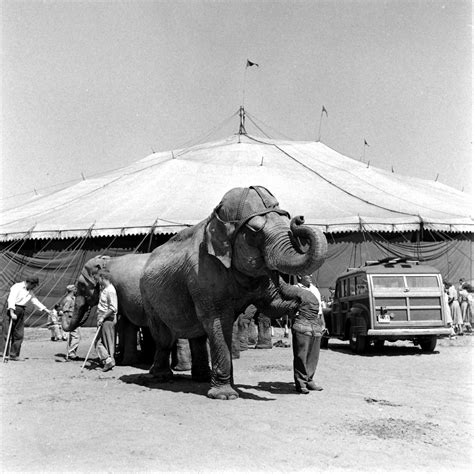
xmin=0 ymin=328 xmax=472 ymax=473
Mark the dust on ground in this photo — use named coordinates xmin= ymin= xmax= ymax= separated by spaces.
xmin=1 ymin=328 xmax=472 ymax=473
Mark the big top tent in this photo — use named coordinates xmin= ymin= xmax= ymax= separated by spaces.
xmin=1 ymin=133 xmax=472 ymax=241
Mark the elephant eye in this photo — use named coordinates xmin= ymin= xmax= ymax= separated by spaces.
xmin=245 ymin=215 xmax=266 ymax=233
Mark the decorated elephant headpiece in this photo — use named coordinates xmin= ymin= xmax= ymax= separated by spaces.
xmin=81 ymin=255 xmax=111 ymax=286
xmin=206 ymin=186 xmax=290 ymax=268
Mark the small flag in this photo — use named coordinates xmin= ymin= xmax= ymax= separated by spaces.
xmin=391 ymin=166 xmax=394 ymax=173
xmin=322 ymin=105 xmax=328 ymax=117
xmin=246 ymin=59 xmax=259 ymax=68
xmin=364 ymin=139 xmax=369 ymax=147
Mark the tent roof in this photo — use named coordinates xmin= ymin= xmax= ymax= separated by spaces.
xmin=1 ymin=134 xmax=472 ymax=241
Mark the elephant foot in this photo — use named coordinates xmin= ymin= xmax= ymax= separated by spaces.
xmin=207 ymin=385 xmax=239 ymax=400
xmin=192 ymin=370 xmax=211 ymax=383
xmin=118 ymin=356 xmax=141 ymax=367
xmin=149 ymin=365 xmax=174 ymax=382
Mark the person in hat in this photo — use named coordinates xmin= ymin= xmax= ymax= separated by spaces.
xmin=3 ymin=276 xmax=51 ymax=361
xmin=60 ymin=284 xmax=81 ymax=359
xmin=94 ymin=270 xmax=118 ymax=372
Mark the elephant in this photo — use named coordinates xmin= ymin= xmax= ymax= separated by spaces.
xmin=140 ymin=185 xmax=328 ymax=400
xmin=61 ymin=254 xmax=153 ymax=365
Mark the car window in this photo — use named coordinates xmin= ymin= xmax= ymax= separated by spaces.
xmin=372 ymin=276 xmax=405 ymax=289
xmin=356 ymin=276 xmax=368 ymax=295
xmin=349 ymin=278 xmax=356 ymax=295
xmin=406 ymin=276 xmax=439 ymax=289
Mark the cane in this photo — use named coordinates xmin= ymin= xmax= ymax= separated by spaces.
xmin=2 ymin=318 xmax=14 ymax=364
xmin=65 ymin=335 xmax=70 ymax=361
xmin=81 ymin=326 xmax=101 ymax=371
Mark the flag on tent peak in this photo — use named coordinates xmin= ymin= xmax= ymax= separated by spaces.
xmin=322 ymin=105 xmax=328 ymax=116
xmin=246 ymin=59 xmax=259 ymax=68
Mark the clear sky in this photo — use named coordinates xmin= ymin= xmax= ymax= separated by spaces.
xmin=1 ymin=0 xmax=472 ymax=209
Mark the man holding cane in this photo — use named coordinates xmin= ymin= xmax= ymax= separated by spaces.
xmin=4 ymin=276 xmax=51 ymax=361
xmin=94 ymin=270 xmax=118 ymax=372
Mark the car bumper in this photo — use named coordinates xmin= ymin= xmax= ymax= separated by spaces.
xmin=367 ymin=328 xmax=452 ymax=337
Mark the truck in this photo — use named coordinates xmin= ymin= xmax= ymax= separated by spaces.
xmin=321 ymin=258 xmax=452 ymax=353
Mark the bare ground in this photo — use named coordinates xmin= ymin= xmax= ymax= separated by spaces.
xmin=0 ymin=328 xmax=472 ymax=473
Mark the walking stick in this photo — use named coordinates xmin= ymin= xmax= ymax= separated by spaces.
xmin=2 ymin=318 xmax=14 ymax=364
xmin=81 ymin=326 xmax=101 ymax=371
xmin=65 ymin=335 xmax=70 ymax=361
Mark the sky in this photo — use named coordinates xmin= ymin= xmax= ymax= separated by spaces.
xmin=1 ymin=0 xmax=472 ymax=210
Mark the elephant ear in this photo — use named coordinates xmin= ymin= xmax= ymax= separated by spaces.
xmin=205 ymin=209 xmax=235 ymax=269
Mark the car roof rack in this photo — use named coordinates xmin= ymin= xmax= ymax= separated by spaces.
xmin=364 ymin=257 xmax=420 ymax=267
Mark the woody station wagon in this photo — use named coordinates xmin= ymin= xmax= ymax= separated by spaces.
xmin=322 ymin=258 xmax=452 ymax=353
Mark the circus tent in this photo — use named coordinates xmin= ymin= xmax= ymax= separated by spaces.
xmin=1 ymin=129 xmax=472 ymax=326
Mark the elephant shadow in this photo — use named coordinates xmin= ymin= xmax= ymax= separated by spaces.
xmin=119 ymin=373 xmax=280 ymax=401
xmin=236 ymin=381 xmax=296 ymax=396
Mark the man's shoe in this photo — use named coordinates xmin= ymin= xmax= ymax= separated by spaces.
xmin=296 ymin=387 xmax=310 ymax=394
xmin=102 ymin=360 xmax=115 ymax=372
xmin=307 ymin=381 xmax=323 ymax=391
xmin=9 ymin=356 xmax=23 ymax=361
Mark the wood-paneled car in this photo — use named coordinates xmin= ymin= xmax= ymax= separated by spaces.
xmin=322 ymin=258 xmax=452 ymax=353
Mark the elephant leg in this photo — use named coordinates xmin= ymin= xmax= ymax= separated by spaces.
xmin=171 ymin=339 xmax=192 ymax=371
xmin=117 ymin=316 xmax=140 ymax=366
xmin=255 ymin=314 xmax=273 ymax=349
xmin=148 ymin=318 xmax=174 ymax=381
xmin=139 ymin=326 xmax=156 ymax=364
xmin=231 ymin=319 xmax=240 ymax=359
xmin=189 ymin=335 xmax=211 ymax=382
xmin=202 ymin=316 xmax=238 ymax=400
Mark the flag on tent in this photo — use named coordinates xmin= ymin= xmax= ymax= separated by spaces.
xmin=364 ymin=139 xmax=370 ymax=147
xmin=322 ymin=105 xmax=328 ymax=116
xmin=246 ymin=59 xmax=259 ymax=68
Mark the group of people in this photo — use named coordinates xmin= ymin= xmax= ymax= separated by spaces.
xmin=3 ymin=269 xmax=325 ymax=390
xmin=444 ymin=278 xmax=473 ymax=336
xmin=3 ymin=270 xmax=118 ymax=372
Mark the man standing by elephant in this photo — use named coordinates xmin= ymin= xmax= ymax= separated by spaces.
xmin=288 ymin=277 xmax=325 ymax=394
xmin=94 ymin=270 xmax=118 ymax=372
xmin=3 ymin=276 xmax=51 ymax=361
xmin=60 ymin=284 xmax=81 ymax=360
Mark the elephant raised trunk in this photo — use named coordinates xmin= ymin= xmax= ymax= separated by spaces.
xmin=264 ymin=216 xmax=327 ymax=277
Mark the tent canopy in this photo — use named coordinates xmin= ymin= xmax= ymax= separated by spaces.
xmin=1 ymin=134 xmax=472 ymax=241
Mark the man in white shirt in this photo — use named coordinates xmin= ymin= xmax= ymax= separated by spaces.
xmin=4 ymin=276 xmax=51 ymax=360
xmin=94 ymin=270 xmax=118 ymax=372
xmin=296 ymin=275 xmax=323 ymax=316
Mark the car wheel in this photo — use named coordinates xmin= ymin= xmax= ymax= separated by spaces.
xmin=419 ymin=336 xmax=437 ymax=352
xmin=349 ymin=319 xmax=367 ymax=354
xmin=373 ymin=339 xmax=385 ymax=350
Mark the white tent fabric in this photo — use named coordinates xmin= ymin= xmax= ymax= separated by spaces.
xmin=1 ymin=134 xmax=472 ymax=241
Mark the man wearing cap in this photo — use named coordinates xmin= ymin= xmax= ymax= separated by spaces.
xmin=4 ymin=276 xmax=51 ymax=361
xmin=60 ymin=284 xmax=81 ymax=359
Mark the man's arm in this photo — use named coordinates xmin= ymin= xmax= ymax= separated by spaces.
xmin=30 ymin=295 xmax=49 ymax=313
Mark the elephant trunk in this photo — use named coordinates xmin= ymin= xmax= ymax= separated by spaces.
xmin=61 ymin=295 xmax=88 ymax=332
xmin=264 ymin=216 xmax=327 ymax=277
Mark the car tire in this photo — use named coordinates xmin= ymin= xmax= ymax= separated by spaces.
xmin=349 ymin=319 xmax=367 ymax=354
xmin=373 ymin=339 xmax=385 ymax=350
xmin=419 ymin=336 xmax=437 ymax=352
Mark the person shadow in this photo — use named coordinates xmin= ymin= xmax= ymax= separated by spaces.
xmin=119 ymin=373 xmax=283 ymax=400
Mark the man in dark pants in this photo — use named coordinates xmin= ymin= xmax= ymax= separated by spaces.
xmin=288 ymin=282 xmax=325 ymax=394
xmin=4 ymin=276 xmax=51 ymax=360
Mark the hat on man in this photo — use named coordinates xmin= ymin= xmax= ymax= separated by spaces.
xmin=25 ymin=276 xmax=39 ymax=285
xmin=66 ymin=284 xmax=76 ymax=292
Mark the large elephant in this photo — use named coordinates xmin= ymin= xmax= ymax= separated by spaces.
xmin=61 ymin=254 xmax=152 ymax=365
xmin=140 ymin=186 xmax=327 ymax=400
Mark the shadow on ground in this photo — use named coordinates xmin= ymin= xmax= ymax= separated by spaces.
xmin=119 ymin=373 xmax=278 ymax=401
